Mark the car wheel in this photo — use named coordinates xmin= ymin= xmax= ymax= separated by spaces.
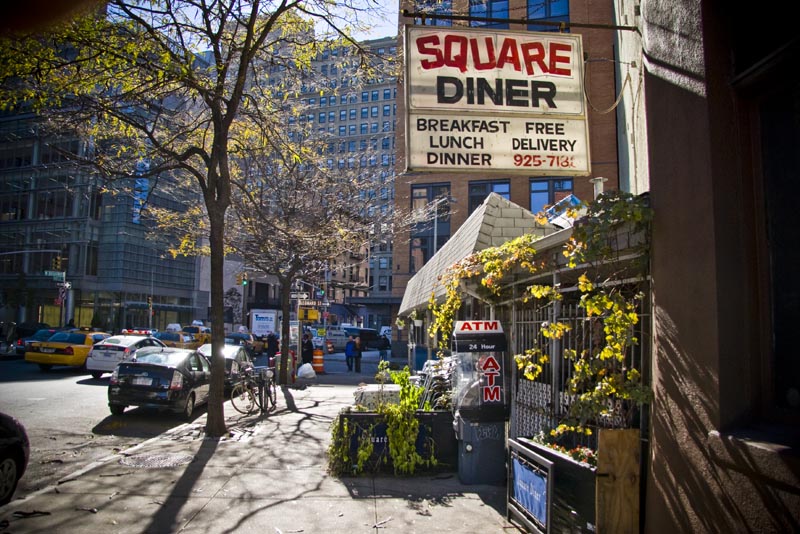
xmin=0 ymin=453 xmax=21 ymax=505
xmin=109 ymin=404 xmax=125 ymax=416
xmin=183 ymin=393 xmax=195 ymax=421
xmin=38 ymin=364 xmax=52 ymax=372
xmin=91 ymin=372 xmax=103 ymax=380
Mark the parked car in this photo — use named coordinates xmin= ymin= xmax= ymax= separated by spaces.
xmin=224 ymin=332 xmax=258 ymax=355
xmin=153 ymin=331 xmax=203 ymax=350
xmin=0 ymin=411 xmax=29 ymax=505
xmin=9 ymin=322 xmax=50 ymax=343
xmin=108 ymin=347 xmax=211 ymax=419
xmin=25 ymin=329 xmax=111 ymax=372
xmin=197 ymin=343 xmax=254 ymax=391
xmin=14 ymin=328 xmax=58 ymax=356
xmin=86 ymin=335 xmax=166 ymax=379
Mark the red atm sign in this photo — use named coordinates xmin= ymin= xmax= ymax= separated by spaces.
xmin=479 ymin=354 xmax=502 ymax=402
xmin=455 ymin=320 xmax=503 ymax=333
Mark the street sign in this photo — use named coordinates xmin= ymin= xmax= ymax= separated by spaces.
xmin=290 ymin=292 xmax=309 ymax=300
xmin=45 ymin=270 xmax=65 ymax=281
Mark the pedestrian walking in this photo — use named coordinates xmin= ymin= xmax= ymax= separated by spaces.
xmin=344 ymin=335 xmax=355 ymax=371
xmin=378 ymin=334 xmax=389 ymax=361
xmin=354 ymin=335 xmax=363 ymax=373
xmin=301 ymin=333 xmax=314 ymax=365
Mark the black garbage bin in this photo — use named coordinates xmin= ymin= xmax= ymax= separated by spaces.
xmin=454 ymin=414 xmax=506 ymax=484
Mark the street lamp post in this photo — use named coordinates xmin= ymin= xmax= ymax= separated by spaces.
xmin=430 ymin=195 xmax=456 ymax=257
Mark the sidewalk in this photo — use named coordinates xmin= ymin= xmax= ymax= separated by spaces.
xmin=1 ymin=352 xmax=517 ymax=533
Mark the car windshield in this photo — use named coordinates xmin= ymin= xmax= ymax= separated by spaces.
xmin=135 ymin=351 xmax=186 ymax=366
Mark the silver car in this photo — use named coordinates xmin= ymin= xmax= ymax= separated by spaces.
xmin=86 ymin=335 xmax=166 ymax=379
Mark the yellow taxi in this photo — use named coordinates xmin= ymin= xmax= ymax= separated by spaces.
xmin=25 ymin=329 xmax=111 ymax=372
xmin=153 ymin=331 xmax=203 ymax=350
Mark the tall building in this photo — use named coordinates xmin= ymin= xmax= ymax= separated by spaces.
xmin=218 ymin=35 xmax=401 ymax=331
xmin=392 ymin=0 xmax=620 ymax=336
xmin=0 ymin=110 xmax=207 ymax=332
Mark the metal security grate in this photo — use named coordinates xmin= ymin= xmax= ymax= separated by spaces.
xmin=119 ymin=453 xmax=195 ymax=468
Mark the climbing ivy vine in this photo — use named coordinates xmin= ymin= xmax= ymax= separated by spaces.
xmin=428 ymin=191 xmax=654 ymax=437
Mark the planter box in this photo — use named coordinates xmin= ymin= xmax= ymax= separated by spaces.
xmin=337 ymin=410 xmax=456 ymax=473
xmin=513 ymin=438 xmax=597 ymax=533
xmin=509 ymin=429 xmax=640 ymax=534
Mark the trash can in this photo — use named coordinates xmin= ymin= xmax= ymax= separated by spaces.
xmin=414 ymin=346 xmax=429 ymax=372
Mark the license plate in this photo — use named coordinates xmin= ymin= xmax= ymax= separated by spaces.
xmin=132 ymin=377 xmax=152 ymax=386
xmin=41 ymin=348 xmax=55 ymax=353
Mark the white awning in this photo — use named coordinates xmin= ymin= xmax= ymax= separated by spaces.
xmin=398 ymin=193 xmax=562 ymax=315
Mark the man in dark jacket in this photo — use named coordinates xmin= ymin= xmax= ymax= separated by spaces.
xmin=354 ymin=336 xmax=363 ymax=373
xmin=301 ymin=333 xmax=314 ymax=365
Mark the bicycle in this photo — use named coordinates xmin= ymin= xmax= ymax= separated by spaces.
xmin=230 ymin=366 xmax=277 ymax=415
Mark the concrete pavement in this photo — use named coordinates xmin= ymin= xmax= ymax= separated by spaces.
xmin=0 ymin=351 xmax=518 ymax=533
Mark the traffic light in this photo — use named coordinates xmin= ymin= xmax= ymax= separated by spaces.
xmin=242 ymin=272 xmax=248 ymax=286
xmin=147 ymin=296 xmax=152 ymax=307
xmin=52 ymin=256 xmax=62 ymax=270
xmin=236 ymin=273 xmax=243 ymax=285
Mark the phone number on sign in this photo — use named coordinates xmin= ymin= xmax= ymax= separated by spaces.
xmin=513 ymin=154 xmax=576 ymax=168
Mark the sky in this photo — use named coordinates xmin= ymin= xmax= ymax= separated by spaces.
xmin=351 ymin=0 xmax=400 ymax=41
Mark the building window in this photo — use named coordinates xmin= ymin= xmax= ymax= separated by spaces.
xmin=470 ymin=0 xmax=509 ymax=29
xmin=371 ymin=106 xmax=379 ymax=118
xmin=416 ymin=0 xmax=452 ymax=26
xmin=361 ymin=91 xmax=369 ymax=102
xmin=468 ymin=180 xmax=510 ymax=213
xmin=371 ymin=90 xmax=379 ymax=101
xmin=339 ymin=110 xmax=347 ymax=121
xmin=361 ymin=107 xmax=368 ymax=119
xmin=529 ymin=178 xmax=573 ymax=214
xmin=527 ymin=0 xmax=569 ymax=32
xmin=383 ymin=89 xmax=391 ymax=100
xmin=382 ymin=104 xmax=391 ymax=116
xmin=378 ymin=275 xmax=389 ymax=292
xmin=410 ymin=184 xmax=452 ymax=272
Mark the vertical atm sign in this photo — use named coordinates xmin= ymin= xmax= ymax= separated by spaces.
xmin=479 ymin=352 xmax=503 ymax=403
xmin=453 ymin=320 xmax=507 ymax=405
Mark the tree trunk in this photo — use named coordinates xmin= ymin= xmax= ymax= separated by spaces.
xmin=205 ymin=207 xmax=228 ymax=437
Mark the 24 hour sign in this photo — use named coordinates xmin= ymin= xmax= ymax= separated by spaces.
xmin=405 ymin=27 xmax=590 ymax=175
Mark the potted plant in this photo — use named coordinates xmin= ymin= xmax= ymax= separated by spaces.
xmin=394 ymin=316 xmax=405 ymax=331
xmin=327 ymin=362 xmax=456 ymax=476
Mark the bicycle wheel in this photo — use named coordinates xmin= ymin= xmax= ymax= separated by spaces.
xmin=266 ymin=377 xmax=277 ymax=412
xmin=230 ymin=383 xmax=257 ymax=414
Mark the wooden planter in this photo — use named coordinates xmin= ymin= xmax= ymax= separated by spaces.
xmin=337 ymin=410 xmax=457 ymax=473
xmin=508 ymin=429 xmax=640 ymax=534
